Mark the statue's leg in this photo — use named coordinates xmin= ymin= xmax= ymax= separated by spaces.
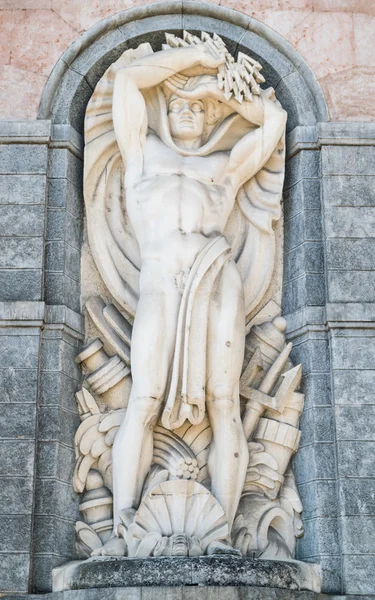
xmin=206 ymin=261 xmax=248 ymax=533
xmin=112 ymin=262 xmax=181 ymax=528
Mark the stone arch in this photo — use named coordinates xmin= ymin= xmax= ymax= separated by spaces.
xmin=38 ymin=1 xmax=328 ymax=132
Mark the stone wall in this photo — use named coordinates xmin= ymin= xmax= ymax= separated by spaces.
xmin=0 ymin=1 xmax=374 ymax=597
xmin=1 ymin=0 xmax=375 ymax=122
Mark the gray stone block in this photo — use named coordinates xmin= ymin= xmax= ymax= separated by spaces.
xmin=31 ymin=554 xmax=70 ymax=594
xmin=38 ymin=405 xmax=79 ymax=446
xmin=333 ymin=370 xmax=375 ymax=405
xmin=0 ymin=119 xmax=51 ymax=139
xmin=322 ymin=146 xmax=375 ymax=176
xmin=341 ymin=515 xmax=375 ymax=555
xmin=331 ymin=335 xmax=375 ymax=370
xmin=342 ymin=554 xmax=375 ymax=595
xmin=327 ymin=238 xmax=375 ymax=271
xmin=35 ymin=479 xmax=79 ymax=521
xmin=325 ymin=206 xmax=375 ymax=239
xmin=337 ymin=441 xmax=375 ymax=478
xmin=0 ymin=368 xmax=38 ymax=403
xmin=335 ymin=405 xmax=375 ymax=442
xmin=33 ymin=515 xmax=75 ymax=557
xmin=0 ymin=334 xmax=39 ymax=369
xmin=284 ymin=151 xmax=320 ymax=190
xmin=317 ymin=555 xmax=342 ymax=594
xmin=51 ymin=67 xmax=93 ymax=132
xmin=328 ymin=270 xmax=375 ymax=303
xmin=0 ymin=205 xmax=45 ymax=237
xmin=297 ymin=517 xmax=340 ymax=559
xmin=0 ymin=403 xmax=36 ymax=439
xmin=0 ymin=552 xmax=30 ymax=593
xmin=0 ymin=237 xmax=43 ymax=269
xmin=36 ymin=441 xmax=75 ymax=483
xmin=283 ymin=273 xmax=325 ymax=313
xmin=283 ymin=179 xmax=321 ymax=220
xmin=0 ymin=440 xmax=35 ymax=476
xmin=0 ymin=174 xmax=46 ymax=205
xmin=41 ymin=335 xmax=81 ymax=381
xmin=0 ymin=476 xmax=33 ymax=514
xmin=0 ymin=515 xmax=32 ymax=552
xmin=299 ymin=406 xmax=334 ymax=447
xmin=295 ymin=442 xmax=336 ymax=483
xmin=44 ymin=272 xmax=81 ymax=313
xmin=284 ymin=242 xmax=324 ymax=282
xmin=275 ymin=71 xmax=319 ymax=130
xmin=40 ymin=371 xmax=79 ymax=412
xmin=46 ymin=209 xmax=66 ymax=241
xmin=120 ymin=14 xmax=182 ymax=45
xmin=284 ymin=210 xmax=322 ymax=252
xmin=64 ymin=243 xmax=81 ymax=282
xmin=69 ymin=28 xmax=128 ymax=91
xmin=0 ymin=144 xmax=48 ymax=175
xmin=290 ymin=336 xmax=330 ymax=375
xmin=300 ymin=373 xmax=332 ymax=410
xmin=65 ymin=212 xmax=82 ymax=250
xmin=298 ymin=479 xmax=338 ymax=520
xmin=322 ymin=174 xmax=375 ymax=207
xmin=48 ymin=150 xmax=83 ymax=190
xmin=45 ymin=241 xmax=65 ymax=273
xmin=339 ymin=478 xmax=375 ymax=516
xmin=0 ymin=269 xmax=42 ymax=301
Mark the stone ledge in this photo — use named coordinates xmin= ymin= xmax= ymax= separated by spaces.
xmin=52 ymin=557 xmax=321 ymax=593
xmin=2 ymin=589 xmax=375 ymax=600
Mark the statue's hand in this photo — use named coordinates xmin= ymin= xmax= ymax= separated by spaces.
xmin=165 ymin=75 xmax=223 ymax=102
xmin=195 ymin=42 xmax=226 ymax=70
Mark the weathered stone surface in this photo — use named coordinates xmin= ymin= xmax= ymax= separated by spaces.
xmin=0 ymin=144 xmax=47 ymax=174
xmin=0 ymin=268 xmax=42 ymax=301
xmin=337 ymin=441 xmax=375 ymax=478
xmin=321 ymin=146 xmax=375 ymax=176
xmin=322 ymin=175 xmax=375 ymax=207
xmin=54 ymin=556 xmax=321 ymax=592
xmin=328 ymin=270 xmax=375 ymax=303
xmin=0 ymin=403 xmax=36 ymax=439
xmin=0 ymin=174 xmax=46 ymax=205
xmin=0 ymin=552 xmax=30 ymax=594
xmin=0 ymin=237 xmax=43 ymax=269
xmin=0 ymin=476 xmax=33 ymax=515
xmin=333 ymin=370 xmax=375 ymax=405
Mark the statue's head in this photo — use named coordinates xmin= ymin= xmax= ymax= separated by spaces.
xmin=167 ymin=95 xmax=206 ymax=144
xmin=163 ymin=76 xmax=224 ymax=149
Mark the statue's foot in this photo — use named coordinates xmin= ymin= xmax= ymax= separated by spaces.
xmin=206 ymin=539 xmax=242 ymax=557
xmin=91 ymin=536 xmax=126 ymax=557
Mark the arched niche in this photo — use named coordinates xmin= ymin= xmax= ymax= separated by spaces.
xmin=38 ymin=1 xmax=328 ymax=132
xmin=35 ymin=2 xmax=332 ymax=591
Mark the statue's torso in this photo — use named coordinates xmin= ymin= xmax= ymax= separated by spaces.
xmin=125 ymin=133 xmax=234 ymax=274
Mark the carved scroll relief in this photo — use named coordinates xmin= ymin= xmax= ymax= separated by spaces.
xmin=74 ymin=31 xmax=305 ymax=561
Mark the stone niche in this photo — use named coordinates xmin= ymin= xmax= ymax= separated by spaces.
xmin=48 ymin=6 xmax=326 ymax=595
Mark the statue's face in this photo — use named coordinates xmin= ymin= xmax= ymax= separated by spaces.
xmin=168 ymin=96 xmax=205 ymax=142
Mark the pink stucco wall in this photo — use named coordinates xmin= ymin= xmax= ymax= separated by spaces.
xmin=1 ymin=0 xmax=374 ymax=122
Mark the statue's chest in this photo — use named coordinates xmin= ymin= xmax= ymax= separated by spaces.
xmin=143 ymin=135 xmax=227 ymax=184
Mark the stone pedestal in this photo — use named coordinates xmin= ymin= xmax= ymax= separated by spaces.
xmin=52 ymin=557 xmax=321 ymax=594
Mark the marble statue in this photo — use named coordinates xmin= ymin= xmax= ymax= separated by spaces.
xmin=73 ymin=31 xmax=310 ymax=563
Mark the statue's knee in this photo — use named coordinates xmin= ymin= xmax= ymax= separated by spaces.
xmin=128 ymin=394 xmax=162 ymax=425
xmin=207 ymin=392 xmax=235 ymax=414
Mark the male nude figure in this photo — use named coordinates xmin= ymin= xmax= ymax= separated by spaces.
xmin=108 ymin=41 xmax=286 ymax=549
